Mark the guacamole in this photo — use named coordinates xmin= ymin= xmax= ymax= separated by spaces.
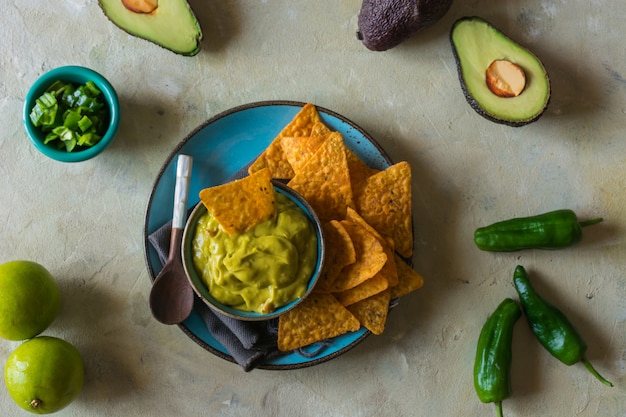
xmin=192 ymin=192 xmax=318 ymax=314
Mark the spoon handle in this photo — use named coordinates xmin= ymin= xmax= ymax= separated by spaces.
xmin=172 ymin=154 xmax=193 ymax=231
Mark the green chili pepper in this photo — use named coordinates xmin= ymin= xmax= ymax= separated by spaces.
xmin=474 ymin=298 xmax=522 ymax=417
xmin=29 ymin=79 xmax=107 ymax=152
xmin=513 ymin=265 xmax=613 ymax=387
xmin=474 ymin=209 xmax=603 ymax=252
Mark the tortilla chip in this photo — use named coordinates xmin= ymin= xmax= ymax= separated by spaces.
xmin=346 ymin=148 xmax=379 ymax=189
xmin=333 ymin=272 xmax=388 ymax=306
xmin=277 ymin=292 xmax=361 ymax=351
xmin=390 ymin=254 xmax=424 ymax=299
xmin=330 ymin=219 xmax=387 ymax=292
xmin=354 ymin=161 xmax=413 ymax=258
xmin=280 ymin=135 xmax=327 ymax=175
xmin=310 ymin=121 xmax=332 ymax=139
xmin=248 ymin=103 xmax=323 ymax=179
xmin=381 ymin=237 xmax=399 ymax=287
xmin=345 ymin=207 xmax=398 ymax=287
xmin=315 ymin=220 xmax=356 ymax=292
xmin=287 ymin=133 xmax=355 ymax=221
xmin=198 ymin=168 xmax=276 ymax=235
xmin=347 ymin=290 xmax=392 ymax=335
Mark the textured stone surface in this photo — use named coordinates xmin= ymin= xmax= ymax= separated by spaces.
xmin=0 ymin=1 xmax=624 ymax=416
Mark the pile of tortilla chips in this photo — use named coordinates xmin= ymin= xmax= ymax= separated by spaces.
xmin=248 ymin=103 xmax=425 ymax=352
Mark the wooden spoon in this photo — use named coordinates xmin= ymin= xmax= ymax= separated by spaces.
xmin=149 ymin=154 xmax=194 ymax=325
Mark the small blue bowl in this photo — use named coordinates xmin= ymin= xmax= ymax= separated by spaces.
xmin=23 ymin=66 xmax=120 ymax=163
xmin=182 ymin=181 xmax=325 ymax=321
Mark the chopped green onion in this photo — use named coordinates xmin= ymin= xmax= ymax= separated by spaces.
xmin=62 ymin=109 xmax=81 ymax=130
xmin=64 ymin=137 xmax=77 ymax=152
xmin=29 ymin=79 xmax=109 ymax=152
xmin=43 ymin=132 xmax=58 ymax=144
xmin=78 ymin=133 xmax=101 ymax=147
xmin=77 ymin=115 xmax=93 ymax=132
xmin=29 ymin=92 xmax=59 ymax=128
xmin=46 ymin=80 xmax=68 ymax=96
xmin=84 ymin=81 xmax=101 ymax=96
xmin=52 ymin=125 xmax=75 ymax=142
xmin=38 ymin=92 xmax=57 ymax=108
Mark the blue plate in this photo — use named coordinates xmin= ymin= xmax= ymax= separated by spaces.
xmin=143 ymin=101 xmax=393 ymax=369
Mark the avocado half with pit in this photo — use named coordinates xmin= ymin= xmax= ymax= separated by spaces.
xmin=98 ymin=0 xmax=202 ymax=56
xmin=450 ymin=16 xmax=550 ymax=127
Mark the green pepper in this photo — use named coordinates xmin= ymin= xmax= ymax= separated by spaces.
xmin=474 ymin=298 xmax=522 ymax=417
xmin=474 ymin=209 xmax=602 ymax=252
xmin=513 ymin=265 xmax=613 ymax=387
xmin=29 ymin=79 xmax=107 ymax=152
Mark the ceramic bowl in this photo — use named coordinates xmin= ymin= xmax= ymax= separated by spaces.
xmin=23 ymin=65 xmax=120 ymax=163
xmin=182 ymin=181 xmax=325 ymax=321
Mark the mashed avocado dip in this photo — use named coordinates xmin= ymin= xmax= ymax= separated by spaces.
xmin=192 ymin=192 xmax=318 ymax=314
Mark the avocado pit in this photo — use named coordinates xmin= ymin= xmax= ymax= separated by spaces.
xmin=122 ymin=0 xmax=157 ymax=14
xmin=486 ymin=59 xmax=526 ymax=98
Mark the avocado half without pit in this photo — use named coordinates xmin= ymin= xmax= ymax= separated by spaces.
xmin=98 ymin=0 xmax=202 ymax=56
xmin=450 ymin=16 xmax=551 ymax=127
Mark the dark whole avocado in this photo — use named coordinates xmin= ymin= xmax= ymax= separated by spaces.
xmin=98 ymin=0 xmax=203 ymax=56
xmin=450 ymin=16 xmax=551 ymax=127
xmin=357 ymin=0 xmax=454 ymax=51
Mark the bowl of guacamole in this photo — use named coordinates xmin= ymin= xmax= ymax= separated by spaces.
xmin=182 ymin=181 xmax=325 ymax=321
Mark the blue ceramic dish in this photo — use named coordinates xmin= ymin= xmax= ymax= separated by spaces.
xmin=144 ymin=101 xmax=394 ymax=369
xmin=182 ymin=181 xmax=326 ymax=321
xmin=23 ymin=66 xmax=120 ymax=162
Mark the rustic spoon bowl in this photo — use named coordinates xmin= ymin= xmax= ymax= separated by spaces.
xmin=149 ymin=154 xmax=194 ymax=324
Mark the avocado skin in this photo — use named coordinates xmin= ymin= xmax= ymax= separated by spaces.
xmin=450 ymin=16 xmax=551 ymax=127
xmin=98 ymin=0 xmax=202 ymax=56
xmin=357 ymin=0 xmax=454 ymax=51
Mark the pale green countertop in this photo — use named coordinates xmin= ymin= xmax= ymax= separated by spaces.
xmin=1 ymin=1 xmax=624 ymax=416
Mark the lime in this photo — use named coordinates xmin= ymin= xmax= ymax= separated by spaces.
xmin=4 ymin=336 xmax=85 ymax=414
xmin=0 ymin=260 xmax=61 ymax=341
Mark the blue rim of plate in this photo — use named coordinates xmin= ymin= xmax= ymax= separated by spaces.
xmin=143 ymin=100 xmax=393 ymax=370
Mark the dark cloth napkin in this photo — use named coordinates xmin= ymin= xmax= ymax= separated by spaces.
xmin=148 ymin=219 xmax=281 ymax=371
xmin=148 ymin=162 xmax=283 ymax=371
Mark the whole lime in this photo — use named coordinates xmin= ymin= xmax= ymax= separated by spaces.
xmin=4 ymin=336 xmax=85 ymax=414
xmin=0 ymin=260 xmax=61 ymax=341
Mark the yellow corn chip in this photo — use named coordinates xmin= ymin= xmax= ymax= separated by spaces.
xmin=347 ymin=290 xmax=392 ymax=335
xmin=248 ymin=103 xmax=323 ymax=179
xmin=333 ymin=272 xmax=388 ymax=306
xmin=280 ymin=123 xmax=335 ymax=175
xmin=346 ymin=148 xmax=379 ymax=190
xmin=315 ymin=220 xmax=356 ymax=292
xmin=280 ymin=135 xmax=327 ymax=175
xmin=198 ymin=168 xmax=276 ymax=235
xmin=345 ymin=207 xmax=398 ymax=287
xmin=330 ymin=219 xmax=387 ymax=292
xmin=382 ymin=237 xmax=399 ymax=287
xmin=277 ymin=292 xmax=361 ymax=351
xmin=390 ymin=254 xmax=424 ymax=299
xmin=310 ymin=121 xmax=332 ymax=139
xmin=287 ymin=133 xmax=355 ymax=221
xmin=354 ymin=161 xmax=413 ymax=258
